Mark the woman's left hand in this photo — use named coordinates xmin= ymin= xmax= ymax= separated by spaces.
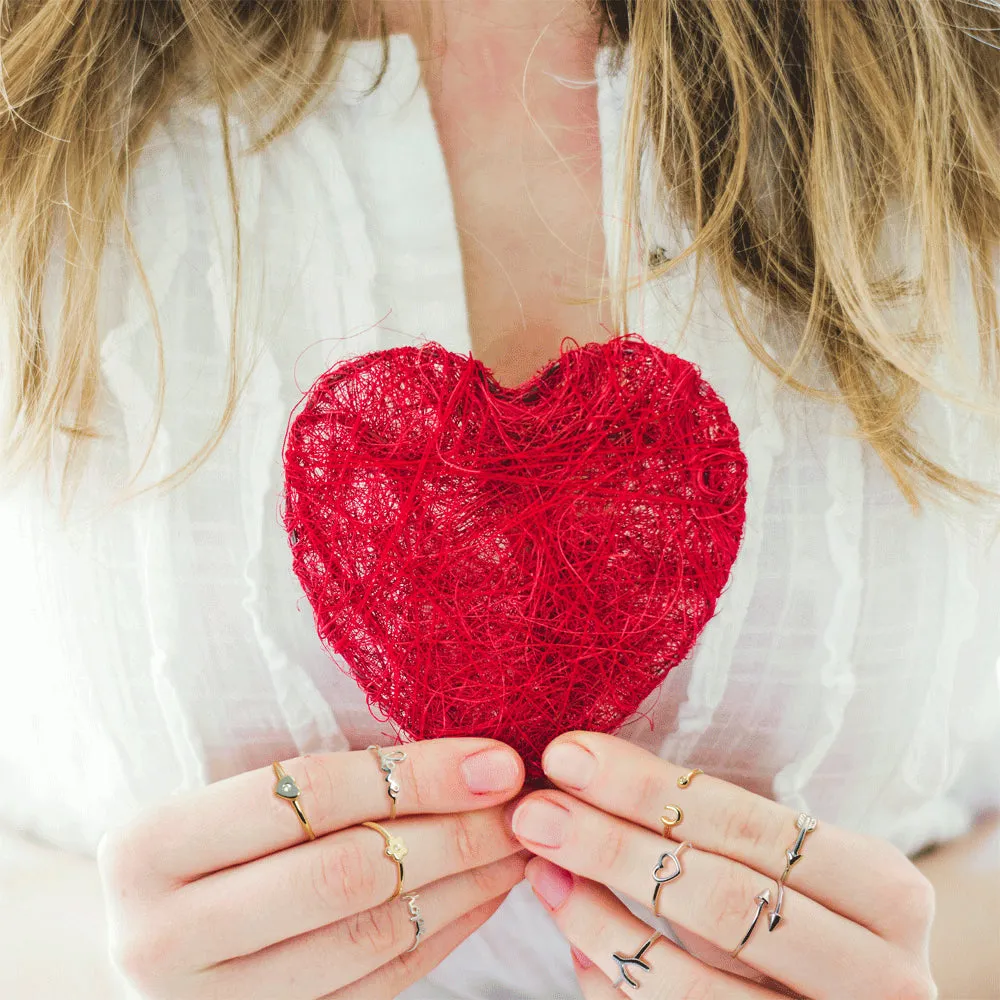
xmin=510 ymin=732 xmax=937 ymax=999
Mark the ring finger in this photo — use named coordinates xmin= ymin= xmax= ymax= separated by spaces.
xmin=166 ymin=805 xmax=523 ymax=969
xmin=194 ymin=852 xmax=529 ymax=999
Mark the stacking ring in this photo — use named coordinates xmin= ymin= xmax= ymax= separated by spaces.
xmin=769 ymin=812 xmax=818 ymax=931
xmin=271 ymin=762 xmax=316 ymax=841
xmin=676 ymin=768 xmax=703 ymax=789
xmin=368 ymin=745 xmax=408 ymax=819
xmin=731 ymin=886 xmax=772 ymax=958
xmin=401 ymin=893 xmax=426 ymax=953
xmin=659 ymin=804 xmax=683 ymax=831
xmin=612 ymin=929 xmax=663 ymax=989
xmin=361 ymin=821 xmax=408 ymax=901
xmin=651 ymin=841 xmax=691 ymax=911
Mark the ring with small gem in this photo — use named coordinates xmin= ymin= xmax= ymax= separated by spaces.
xmin=271 ymin=762 xmax=316 ymax=842
xmin=361 ymin=820 xmax=409 ymax=901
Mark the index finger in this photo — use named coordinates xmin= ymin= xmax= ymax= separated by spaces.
xmin=125 ymin=739 xmax=524 ymax=886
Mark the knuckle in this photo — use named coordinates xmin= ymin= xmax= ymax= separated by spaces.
xmin=874 ymin=855 xmax=936 ymax=936
xmin=393 ymin=935 xmax=435 ymax=984
xmin=403 ymin=749 xmax=437 ymax=813
xmin=310 ymin=835 xmax=382 ymax=913
xmin=668 ymin=977 xmax=720 ymax=1000
xmin=468 ymin=858 xmax=514 ymax=900
xmin=96 ymin=824 xmax=133 ymax=887
xmin=110 ymin=917 xmax=179 ymax=992
xmin=704 ymin=865 xmax=759 ymax=930
xmin=594 ymin=821 xmax=629 ymax=874
xmin=719 ymin=797 xmax=785 ymax=861
xmin=895 ymin=870 xmax=936 ymax=926
xmin=450 ymin=811 xmax=488 ymax=869
xmin=341 ymin=902 xmax=404 ymax=956
xmin=294 ymin=752 xmax=337 ymax=818
xmin=97 ymin=821 xmax=156 ymax=899
xmin=632 ymin=766 xmax=670 ymax=819
xmin=570 ymin=905 xmax=615 ymax=949
xmin=881 ymin=964 xmax=937 ymax=1000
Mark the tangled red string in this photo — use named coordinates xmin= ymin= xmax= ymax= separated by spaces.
xmin=283 ymin=335 xmax=747 ymax=780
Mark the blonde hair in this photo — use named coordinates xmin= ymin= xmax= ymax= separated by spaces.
xmin=2 ymin=0 xmax=1000 ymax=506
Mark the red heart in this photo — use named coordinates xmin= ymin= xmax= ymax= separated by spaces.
xmin=283 ymin=336 xmax=747 ymax=779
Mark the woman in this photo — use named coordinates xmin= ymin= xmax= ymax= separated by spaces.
xmin=1 ymin=1 xmax=998 ymax=998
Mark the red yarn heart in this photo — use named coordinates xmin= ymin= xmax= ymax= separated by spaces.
xmin=283 ymin=336 xmax=747 ymax=779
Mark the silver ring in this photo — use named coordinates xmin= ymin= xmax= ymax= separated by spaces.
xmin=368 ymin=745 xmax=407 ymax=819
xmin=769 ymin=812 xmax=818 ymax=931
xmin=401 ymin=893 xmax=425 ymax=953
xmin=731 ymin=886 xmax=771 ymax=958
xmin=612 ymin=929 xmax=662 ymax=989
xmin=651 ymin=841 xmax=691 ymax=911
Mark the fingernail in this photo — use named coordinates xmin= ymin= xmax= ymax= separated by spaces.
xmin=512 ymin=797 xmax=570 ymax=848
xmin=543 ymin=741 xmax=598 ymax=790
xmin=570 ymin=945 xmax=593 ymax=969
xmin=461 ymin=748 xmax=521 ymax=794
xmin=526 ymin=858 xmax=574 ymax=911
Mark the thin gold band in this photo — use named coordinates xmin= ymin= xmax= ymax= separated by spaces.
xmin=361 ymin=821 xmax=408 ymax=900
xmin=271 ymin=762 xmax=316 ymax=841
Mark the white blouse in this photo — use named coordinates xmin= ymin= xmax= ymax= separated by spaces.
xmin=1 ymin=38 xmax=999 ymax=1000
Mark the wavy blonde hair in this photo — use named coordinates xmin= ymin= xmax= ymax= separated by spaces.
xmin=2 ymin=0 xmax=1000 ymax=506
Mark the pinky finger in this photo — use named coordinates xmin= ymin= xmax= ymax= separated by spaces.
xmin=570 ymin=948 xmax=623 ymax=1000
xmin=327 ymin=896 xmax=506 ymax=1000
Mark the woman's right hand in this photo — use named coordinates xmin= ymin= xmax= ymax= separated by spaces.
xmin=97 ymin=739 xmax=527 ymax=1000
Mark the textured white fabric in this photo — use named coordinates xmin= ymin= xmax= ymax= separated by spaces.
xmin=1 ymin=38 xmax=999 ymax=1000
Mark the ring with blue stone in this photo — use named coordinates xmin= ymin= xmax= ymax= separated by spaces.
xmin=271 ymin=761 xmax=316 ymax=841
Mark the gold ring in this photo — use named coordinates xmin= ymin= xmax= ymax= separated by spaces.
xmin=660 ymin=804 xmax=684 ymax=831
xmin=272 ymin=762 xmax=316 ymax=841
xmin=361 ymin=821 xmax=408 ymax=900
xmin=677 ymin=768 xmax=704 ymax=789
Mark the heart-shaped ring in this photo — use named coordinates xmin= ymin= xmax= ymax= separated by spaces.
xmin=651 ymin=841 xmax=691 ymax=909
xmin=275 ymin=775 xmax=300 ymax=800
xmin=271 ymin=762 xmax=316 ymax=841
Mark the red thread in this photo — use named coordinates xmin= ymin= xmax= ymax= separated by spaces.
xmin=283 ymin=335 xmax=747 ymax=780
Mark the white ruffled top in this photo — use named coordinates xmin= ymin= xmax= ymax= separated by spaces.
xmin=1 ymin=38 xmax=998 ymax=1000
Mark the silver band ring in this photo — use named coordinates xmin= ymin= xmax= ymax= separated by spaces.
xmin=651 ymin=841 xmax=691 ymax=911
xmin=368 ymin=745 xmax=407 ymax=819
xmin=612 ymin=929 xmax=663 ymax=989
xmin=769 ymin=812 xmax=818 ymax=931
xmin=401 ymin=893 xmax=425 ymax=953
xmin=731 ymin=886 xmax=772 ymax=958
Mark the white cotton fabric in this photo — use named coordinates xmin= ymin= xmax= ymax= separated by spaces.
xmin=1 ymin=38 xmax=999 ymax=1000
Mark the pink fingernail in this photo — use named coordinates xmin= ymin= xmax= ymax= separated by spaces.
xmin=543 ymin=741 xmax=598 ymax=790
xmin=526 ymin=858 xmax=573 ymax=911
xmin=461 ymin=748 xmax=522 ymax=793
xmin=570 ymin=945 xmax=593 ymax=969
